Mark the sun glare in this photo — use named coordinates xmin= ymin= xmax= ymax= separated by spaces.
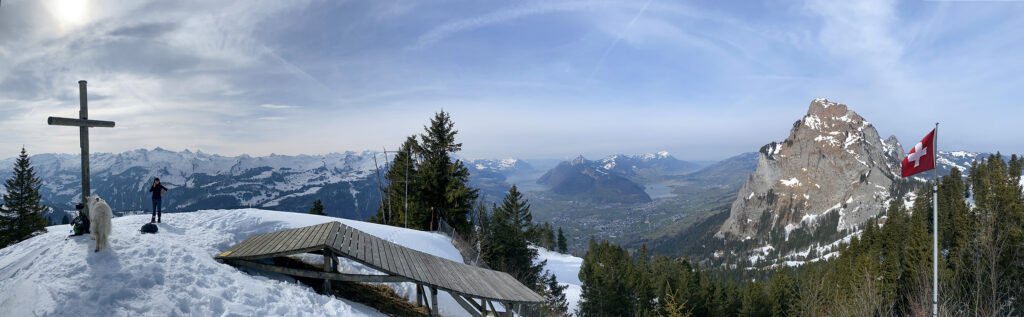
xmin=49 ymin=0 xmax=89 ymax=31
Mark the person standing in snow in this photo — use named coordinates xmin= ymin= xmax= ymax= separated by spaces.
xmin=149 ymin=177 xmax=168 ymax=223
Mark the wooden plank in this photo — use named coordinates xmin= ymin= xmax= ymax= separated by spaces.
xmin=278 ymin=225 xmax=314 ymax=255
xmin=258 ymin=231 xmax=286 ymax=256
xmin=432 ymin=258 xmax=461 ymax=293
xmin=328 ymin=224 xmax=344 ymax=251
xmin=397 ymin=245 xmax=424 ymax=281
xmin=371 ymin=234 xmax=384 ymax=270
xmin=307 ymin=222 xmax=331 ymax=249
xmin=321 ymin=224 xmax=338 ymax=252
xmin=474 ymin=269 xmax=516 ymax=302
xmin=250 ymin=231 xmax=283 ymax=257
xmin=234 ymin=232 xmax=276 ymax=258
xmin=345 ymin=225 xmax=356 ymax=257
xmin=279 ymin=226 xmax=312 ymax=255
xmin=405 ymin=248 xmax=430 ymax=283
xmin=361 ymin=230 xmax=372 ymax=266
xmin=387 ymin=238 xmax=409 ymax=278
xmin=376 ymin=235 xmax=390 ymax=273
xmin=419 ymin=252 xmax=452 ymax=290
xmin=356 ymin=229 xmax=368 ymax=261
xmin=237 ymin=233 xmax=274 ymax=257
xmin=220 ymin=236 xmax=258 ymax=258
xmin=328 ymin=223 xmax=344 ymax=251
xmin=225 ymin=259 xmax=408 ymax=283
xmin=452 ymin=262 xmax=483 ymax=297
xmin=316 ymin=222 xmax=336 ymax=246
xmin=269 ymin=227 xmax=306 ymax=255
xmin=445 ymin=261 xmax=480 ymax=298
xmin=297 ymin=223 xmax=322 ymax=250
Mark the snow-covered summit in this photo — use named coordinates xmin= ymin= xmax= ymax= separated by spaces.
xmin=0 ymin=209 xmax=582 ymax=316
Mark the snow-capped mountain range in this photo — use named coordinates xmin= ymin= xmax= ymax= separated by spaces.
xmin=0 ymin=148 xmax=384 ymax=220
xmin=0 ymin=148 xmax=546 ymax=222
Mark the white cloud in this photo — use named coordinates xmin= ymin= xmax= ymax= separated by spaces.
xmin=259 ymin=104 xmax=298 ymax=109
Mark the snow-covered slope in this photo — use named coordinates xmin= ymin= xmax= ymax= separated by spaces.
xmin=0 ymin=209 xmax=580 ymax=316
xmin=533 ymin=247 xmax=583 ymax=314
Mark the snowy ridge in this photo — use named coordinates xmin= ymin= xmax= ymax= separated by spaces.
xmin=0 ymin=149 xmax=385 ymax=220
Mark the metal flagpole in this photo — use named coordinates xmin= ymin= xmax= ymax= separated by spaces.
xmin=405 ymin=148 xmax=409 ymax=229
xmin=933 ymin=122 xmax=939 ymax=317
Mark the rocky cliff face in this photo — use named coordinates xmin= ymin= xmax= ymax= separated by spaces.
xmin=718 ymin=99 xmax=905 ymax=239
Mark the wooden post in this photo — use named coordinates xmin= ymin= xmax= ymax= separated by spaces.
xmin=78 ymin=80 xmax=91 ymax=222
xmin=416 ymin=283 xmax=423 ymax=307
xmin=430 ymin=287 xmax=438 ymax=317
xmin=323 ymin=248 xmax=333 ymax=294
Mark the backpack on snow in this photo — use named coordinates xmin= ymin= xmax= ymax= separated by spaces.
xmin=140 ymin=223 xmax=158 ymax=234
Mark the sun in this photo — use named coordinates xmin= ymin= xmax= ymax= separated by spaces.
xmin=48 ymin=0 xmax=89 ymax=31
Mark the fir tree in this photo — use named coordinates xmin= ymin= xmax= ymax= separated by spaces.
xmin=486 ymin=185 xmax=544 ymax=287
xmin=542 ymin=271 xmax=570 ymax=315
xmin=661 ymin=283 xmax=692 ymax=317
xmin=415 ymin=111 xmax=478 ymax=232
xmin=309 ymin=199 xmax=325 ymax=215
xmin=61 ymin=214 xmax=70 ymax=225
xmin=0 ymin=147 xmax=48 ymax=248
xmin=557 ymin=227 xmax=568 ymax=253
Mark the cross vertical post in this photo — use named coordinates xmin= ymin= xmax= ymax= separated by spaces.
xmin=78 ymin=81 xmax=91 ymax=220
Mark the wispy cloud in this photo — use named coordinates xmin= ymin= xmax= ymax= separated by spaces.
xmin=260 ymin=104 xmax=299 ymax=109
xmin=2 ymin=0 xmax=1024 ymax=160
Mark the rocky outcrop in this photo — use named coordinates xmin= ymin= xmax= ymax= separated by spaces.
xmin=718 ymin=99 xmax=905 ymax=239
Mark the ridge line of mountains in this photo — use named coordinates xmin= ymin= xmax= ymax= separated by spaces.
xmin=0 ymin=99 xmax=1006 ymax=261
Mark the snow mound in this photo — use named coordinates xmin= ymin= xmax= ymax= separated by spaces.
xmin=0 ymin=209 xmax=497 ymax=316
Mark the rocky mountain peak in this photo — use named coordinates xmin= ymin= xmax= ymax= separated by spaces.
xmin=571 ymin=155 xmax=587 ymax=166
xmin=806 ymin=98 xmax=848 ymax=117
xmin=718 ymin=99 xmax=905 ymax=240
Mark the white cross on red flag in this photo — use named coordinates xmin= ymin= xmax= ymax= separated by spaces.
xmin=901 ymin=129 xmax=936 ymax=177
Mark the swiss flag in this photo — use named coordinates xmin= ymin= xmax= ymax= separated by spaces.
xmin=901 ymin=129 xmax=936 ymax=177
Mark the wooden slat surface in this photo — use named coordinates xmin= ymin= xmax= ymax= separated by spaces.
xmin=215 ymin=221 xmax=545 ymax=303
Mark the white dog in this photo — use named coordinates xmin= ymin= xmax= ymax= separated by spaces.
xmin=88 ymin=195 xmax=113 ymax=252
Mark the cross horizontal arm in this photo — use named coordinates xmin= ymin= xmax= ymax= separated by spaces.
xmin=47 ymin=117 xmax=115 ymax=128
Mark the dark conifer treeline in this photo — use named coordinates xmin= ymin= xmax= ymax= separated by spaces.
xmin=578 ymin=154 xmax=1024 ymax=316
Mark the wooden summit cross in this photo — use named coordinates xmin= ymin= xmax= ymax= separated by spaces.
xmin=47 ymin=81 xmax=115 ymax=225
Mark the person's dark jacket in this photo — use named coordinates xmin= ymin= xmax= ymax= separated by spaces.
xmin=150 ymin=183 xmax=168 ymax=199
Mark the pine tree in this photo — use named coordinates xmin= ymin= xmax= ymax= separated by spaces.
xmin=0 ymin=147 xmax=48 ymax=248
xmin=661 ymin=283 xmax=692 ymax=317
xmin=415 ymin=111 xmax=478 ymax=232
xmin=309 ymin=199 xmax=325 ymax=215
xmin=487 ymin=185 xmax=544 ymax=287
xmin=61 ymin=214 xmax=71 ymax=225
xmin=543 ymin=271 xmax=570 ymax=315
xmin=557 ymin=227 xmax=569 ymax=253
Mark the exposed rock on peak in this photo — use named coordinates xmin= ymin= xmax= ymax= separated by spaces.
xmin=718 ymin=99 xmax=905 ymax=240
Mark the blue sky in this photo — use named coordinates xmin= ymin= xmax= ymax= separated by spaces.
xmin=1 ymin=0 xmax=1022 ymax=161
